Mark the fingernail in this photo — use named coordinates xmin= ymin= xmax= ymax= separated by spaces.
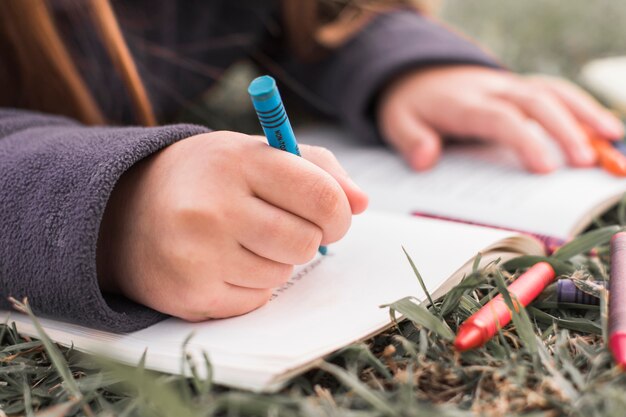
xmin=409 ymin=149 xmax=437 ymax=171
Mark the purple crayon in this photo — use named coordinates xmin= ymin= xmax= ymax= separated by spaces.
xmin=610 ymin=232 xmax=626 ymax=368
xmin=612 ymin=140 xmax=626 ymax=156
xmin=557 ymin=279 xmax=606 ymax=306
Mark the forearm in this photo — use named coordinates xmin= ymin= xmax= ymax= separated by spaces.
xmin=0 ymin=108 xmax=208 ymax=331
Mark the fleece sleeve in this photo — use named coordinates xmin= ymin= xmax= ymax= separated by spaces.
xmin=0 ymin=109 xmax=209 ymax=332
xmin=276 ymin=9 xmax=502 ymax=144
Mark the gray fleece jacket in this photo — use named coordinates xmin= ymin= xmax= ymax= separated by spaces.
xmin=0 ymin=1 xmax=498 ymax=332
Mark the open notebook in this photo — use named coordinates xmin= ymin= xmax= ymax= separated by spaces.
xmin=3 ymin=212 xmax=542 ymax=392
xmin=3 ymin=127 xmax=626 ymax=392
xmin=299 ymin=126 xmax=626 ymax=240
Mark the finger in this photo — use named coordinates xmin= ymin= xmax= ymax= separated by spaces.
xmin=530 ymin=76 xmax=624 ymax=139
xmin=379 ymin=107 xmax=442 ymax=171
xmin=232 ymin=196 xmax=322 ymax=265
xmin=220 ymin=241 xmax=294 ymax=289
xmin=181 ymin=283 xmax=273 ymax=321
xmin=464 ymin=100 xmax=558 ymax=173
xmin=245 ymin=148 xmax=352 ymax=245
xmin=299 ymin=144 xmax=369 ymax=214
xmin=498 ymin=86 xmax=596 ymax=167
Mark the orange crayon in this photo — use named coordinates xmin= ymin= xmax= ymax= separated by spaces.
xmin=454 ymin=262 xmax=556 ymax=351
xmin=585 ymin=127 xmax=626 ymax=177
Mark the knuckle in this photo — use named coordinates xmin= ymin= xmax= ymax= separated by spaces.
xmin=485 ymin=104 xmax=516 ymax=124
xmin=258 ymin=209 xmax=287 ymax=242
xmin=458 ymin=97 xmax=483 ymax=114
xmin=460 ymin=100 xmax=494 ymax=129
xmin=521 ymin=88 xmax=551 ymax=109
xmin=309 ymin=176 xmax=343 ymax=220
xmin=172 ymin=199 xmax=223 ymax=233
xmin=256 ymin=261 xmax=293 ymax=288
xmin=308 ymin=145 xmax=337 ymax=162
xmin=292 ymin=227 xmax=323 ymax=263
xmin=474 ymin=104 xmax=499 ymax=121
xmin=491 ymin=108 xmax=517 ymax=127
xmin=468 ymin=104 xmax=513 ymax=135
xmin=206 ymin=131 xmax=257 ymax=161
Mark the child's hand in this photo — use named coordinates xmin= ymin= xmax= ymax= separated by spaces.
xmin=97 ymin=131 xmax=368 ymax=321
xmin=378 ymin=66 xmax=625 ymax=173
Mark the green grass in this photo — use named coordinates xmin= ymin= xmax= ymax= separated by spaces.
xmin=442 ymin=0 xmax=626 ymax=79
xmin=3 ymin=203 xmax=626 ymax=417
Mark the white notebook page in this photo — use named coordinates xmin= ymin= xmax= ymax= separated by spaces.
xmin=298 ymin=127 xmax=626 ymax=239
xmin=3 ymin=211 xmax=519 ymax=391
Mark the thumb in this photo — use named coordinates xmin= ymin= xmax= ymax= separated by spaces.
xmin=380 ymin=109 xmax=442 ymax=171
xmin=299 ymin=144 xmax=369 ymax=215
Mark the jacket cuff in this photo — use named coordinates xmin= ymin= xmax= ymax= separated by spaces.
xmin=0 ymin=109 xmax=209 ymax=332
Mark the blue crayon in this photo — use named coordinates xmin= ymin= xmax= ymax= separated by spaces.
xmin=248 ymin=75 xmax=327 ymax=255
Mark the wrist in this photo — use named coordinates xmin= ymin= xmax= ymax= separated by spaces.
xmin=96 ymin=154 xmax=152 ymax=294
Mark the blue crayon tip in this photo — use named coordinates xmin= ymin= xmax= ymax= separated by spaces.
xmin=248 ymin=76 xmax=277 ymax=101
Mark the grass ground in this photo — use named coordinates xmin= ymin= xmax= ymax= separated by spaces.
xmin=3 ymin=1 xmax=626 ymax=416
xmin=2 ymin=207 xmax=626 ymax=416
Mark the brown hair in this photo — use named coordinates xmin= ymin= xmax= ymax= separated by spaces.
xmin=0 ymin=0 xmax=427 ymax=126
xmin=0 ymin=0 xmax=105 ymax=124
xmin=0 ymin=0 xmax=155 ymax=126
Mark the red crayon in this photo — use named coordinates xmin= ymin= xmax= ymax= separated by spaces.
xmin=454 ymin=262 xmax=556 ymax=351
xmin=609 ymin=232 xmax=626 ymax=368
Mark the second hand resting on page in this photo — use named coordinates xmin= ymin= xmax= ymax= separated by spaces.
xmin=378 ymin=66 xmax=625 ymax=173
xmin=97 ymin=132 xmax=368 ymax=322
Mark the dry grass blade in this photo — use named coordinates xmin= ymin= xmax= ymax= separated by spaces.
xmin=335 ymin=343 xmax=393 ymax=379
xmin=33 ymin=400 xmax=79 ymax=417
xmin=552 ymin=226 xmax=621 ymax=261
xmin=536 ymin=339 xmax=578 ymax=401
xmin=528 ymin=307 xmax=602 ymax=334
xmin=100 ymin=360 xmax=198 ymax=417
xmin=439 ymin=272 xmax=486 ymax=316
xmin=402 ymin=246 xmax=440 ymax=317
xmin=8 ymin=298 xmax=82 ymax=401
xmin=503 ymin=255 xmax=574 ymax=276
xmin=317 ymin=361 xmax=398 ymax=416
xmin=385 ymin=297 xmax=454 ymax=341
